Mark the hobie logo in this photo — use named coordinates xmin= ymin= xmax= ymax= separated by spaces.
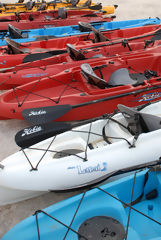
xmin=22 ymin=73 xmax=48 ymax=78
xmin=21 ymin=126 xmax=42 ymax=137
xmin=29 ymin=110 xmax=46 ymax=116
xmin=68 ymin=162 xmax=107 ymax=175
xmin=135 ymin=92 xmax=161 ymax=102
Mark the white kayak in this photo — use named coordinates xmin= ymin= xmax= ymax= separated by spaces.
xmin=1 ymin=100 xmax=161 ymax=205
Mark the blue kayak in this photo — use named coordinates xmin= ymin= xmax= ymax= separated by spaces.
xmin=2 ymin=160 xmax=161 ymax=240
xmin=0 ymin=18 xmax=160 ymax=46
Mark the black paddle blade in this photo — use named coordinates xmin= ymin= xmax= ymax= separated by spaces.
xmin=22 ymin=105 xmax=72 ymax=124
xmin=15 ymin=121 xmax=72 ymax=148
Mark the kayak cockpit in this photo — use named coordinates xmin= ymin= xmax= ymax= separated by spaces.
xmin=81 ymin=63 xmax=147 ymax=91
xmin=78 ymin=21 xmax=110 ymax=43
xmin=118 ymin=104 xmax=161 ymax=135
xmin=5 ymin=37 xmax=49 ymax=54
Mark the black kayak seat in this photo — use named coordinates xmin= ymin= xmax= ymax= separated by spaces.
xmin=92 ymin=27 xmax=110 ymax=42
xmin=108 ymin=68 xmax=145 ymax=87
xmin=78 ymin=21 xmax=92 ymax=32
xmin=81 ymin=63 xmax=108 ymax=89
xmin=151 ymin=28 xmax=161 ymax=41
xmin=57 ymin=7 xmax=67 ymax=19
xmin=5 ymin=38 xmax=30 ymax=54
xmin=66 ymin=43 xmax=86 ymax=60
xmin=82 ymin=0 xmax=91 ymax=7
xmin=78 ymin=22 xmax=109 ymax=42
xmin=118 ymin=104 xmax=161 ymax=135
xmin=89 ymin=3 xmax=102 ymax=10
xmin=25 ymin=0 xmax=35 ymax=10
xmin=8 ymin=24 xmax=23 ymax=39
xmin=70 ymin=0 xmax=79 ymax=7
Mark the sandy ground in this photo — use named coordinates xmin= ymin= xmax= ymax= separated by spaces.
xmin=0 ymin=0 xmax=161 ymax=238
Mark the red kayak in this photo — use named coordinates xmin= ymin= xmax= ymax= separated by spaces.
xmin=0 ymin=53 xmax=161 ymax=121
xmin=0 ymin=9 xmax=107 ymax=21
xmin=0 ymin=23 xmax=161 ymax=69
xmin=0 ymin=10 xmax=113 ymax=30
xmin=0 ymin=40 xmax=161 ymax=89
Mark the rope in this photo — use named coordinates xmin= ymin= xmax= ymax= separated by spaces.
xmin=63 ymin=191 xmax=86 ymax=239
xmin=34 ymin=209 xmax=88 ymax=240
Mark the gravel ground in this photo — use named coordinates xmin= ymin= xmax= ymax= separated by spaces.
xmin=0 ymin=0 xmax=161 ymax=238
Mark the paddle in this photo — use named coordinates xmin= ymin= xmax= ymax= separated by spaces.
xmin=15 ymin=115 xmax=107 ymax=148
xmin=22 ymin=105 xmax=72 ymax=125
xmin=22 ymin=83 xmax=161 ymax=124
xmin=15 ymin=121 xmax=73 ymax=148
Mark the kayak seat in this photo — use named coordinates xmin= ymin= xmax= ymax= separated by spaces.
xmin=57 ymin=7 xmax=67 ymax=19
xmin=82 ymin=0 xmax=92 ymax=7
xmin=108 ymin=68 xmax=145 ymax=87
xmin=70 ymin=0 xmax=80 ymax=7
xmin=5 ymin=38 xmax=30 ymax=54
xmin=78 ymin=21 xmax=92 ymax=32
xmin=151 ymin=29 xmax=161 ymax=41
xmin=25 ymin=0 xmax=35 ymax=10
xmin=8 ymin=24 xmax=23 ymax=39
xmin=92 ymin=28 xmax=110 ymax=43
xmin=130 ymin=73 xmax=148 ymax=82
xmin=67 ymin=44 xmax=86 ymax=61
xmin=118 ymin=104 xmax=161 ymax=136
xmin=89 ymin=3 xmax=102 ymax=10
xmin=81 ymin=63 xmax=108 ymax=89
xmin=78 ymin=22 xmax=109 ymax=42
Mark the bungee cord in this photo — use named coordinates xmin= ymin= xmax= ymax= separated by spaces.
xmin=32 ymin=167 xmax=161 ymax=240
xmin=10 ymin=73 xmax=84 ymax=108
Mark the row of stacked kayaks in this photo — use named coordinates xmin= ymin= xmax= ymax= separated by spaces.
xmin=1 ymin=0 xmax=161 ymax=239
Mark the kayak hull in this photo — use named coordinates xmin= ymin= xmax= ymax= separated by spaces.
xmin=0 ymin=22 xmax=161 ymax=69
xmin=2 ymin=168 xmax=161 ymax=240
xmin=0 ymin=18 xmax=160 ymax=46
xmin=0 ymin=40 xmax=161 ymax=89
xmin=1 ymin=54 xmax=161 ymax=121
xmin=0 ymin=2 xmax=116 ymax=15
xmin=0 ymin=11 xmax=113 ymax=30
xmin=0 ymin=101 xmax=161 ymax=205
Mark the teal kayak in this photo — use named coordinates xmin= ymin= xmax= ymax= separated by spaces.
xmin=0 ymin=17 xmax=160 ymax=46
xmin=2 ymin=159 xmax=161 ymax=240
